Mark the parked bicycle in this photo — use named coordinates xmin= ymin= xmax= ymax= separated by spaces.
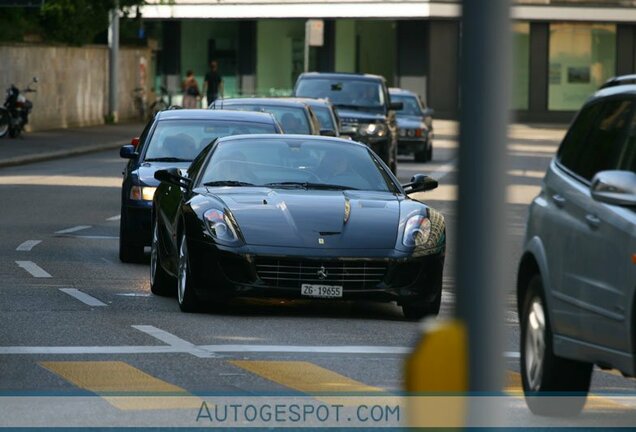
xmin=148 ymin=86 xmax=171 ymax=119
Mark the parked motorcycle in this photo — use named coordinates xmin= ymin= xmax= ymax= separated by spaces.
xmin=0 ymin=77 xmax=38 ymax=138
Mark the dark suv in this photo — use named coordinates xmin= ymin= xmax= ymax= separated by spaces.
xmin=294 ymin=73 xmax=401 ymax=173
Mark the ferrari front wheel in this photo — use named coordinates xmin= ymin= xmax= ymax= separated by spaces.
xmin=177 ymin=231 xmax=200 ymax=312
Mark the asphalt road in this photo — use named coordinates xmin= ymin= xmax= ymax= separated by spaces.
xmin=1 ymin=130 xmax=634 ymax=428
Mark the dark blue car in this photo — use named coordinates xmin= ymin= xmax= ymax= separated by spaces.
xmin=118 ymin=109 xmax=282 ymax=262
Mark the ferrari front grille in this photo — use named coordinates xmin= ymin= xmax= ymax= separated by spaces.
xmin=255 ymin=258 xmax=387 ymax=290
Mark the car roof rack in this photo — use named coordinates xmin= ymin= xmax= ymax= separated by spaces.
xmin=600 ymin=75 xmax=636 ymax=90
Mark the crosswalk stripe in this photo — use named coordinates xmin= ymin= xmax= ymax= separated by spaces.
xmin=39 ymin=361 xmax=201 ymax=410
xmin=229 ymin=360 xmax=391 ymax=406
xmin=231 ymin=360 xmax=383 ymax=395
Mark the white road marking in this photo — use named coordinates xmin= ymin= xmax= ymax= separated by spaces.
xmin=55 ymin=225 xmax=91 ymax=235
xmin=62 ymin=235 xmax=118 ymax=240
xmin=0 ymin=341 xmax=523 ymax=358
xmin=0 ymin=346 xmax=179 ymax=355
xmin=132 ymin=325 xmax=216 ymax=358
xmin=116 ymin=293 xmax=151 ymax=297
xmin=197 ymin=345 xmax=413 ymax=354
xmin=59 ymin=288 xmax=107 ymax=307
xmin=15 ymin=261 xmax=52 ymax=278
xmin=430 ymin=159 xmax=457 ymax=182
xmin=16 ymin=240 xmax=42 ymax=251
xmin=106 ymin=215 xmax=121 ymax=221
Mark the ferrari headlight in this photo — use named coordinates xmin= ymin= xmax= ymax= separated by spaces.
xmin=359 ymin=123 xmax=387 ymax=137
xmin=204 ymin=209 xmax=240 ymax=243
xmin=403 ymin=215 xmax=431 ymax=247
xmin=130 ymin=186 xmax=157 ymax=201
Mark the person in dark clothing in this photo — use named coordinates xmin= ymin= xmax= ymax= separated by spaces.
xmin=203 ymin=61 xmax=223 ymax=106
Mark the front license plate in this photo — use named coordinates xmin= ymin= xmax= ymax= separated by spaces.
xmin=301 ymin=284 xmax=343 ymax=298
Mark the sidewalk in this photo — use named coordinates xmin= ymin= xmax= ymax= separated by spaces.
xmin=0 ymin=122 xmax=146 ymax=169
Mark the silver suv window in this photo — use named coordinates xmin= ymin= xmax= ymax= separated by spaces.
xmin=558 ymin=99 xmax=635 ymax=180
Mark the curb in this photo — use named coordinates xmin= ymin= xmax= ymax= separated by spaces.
xmin=0 ymin=141 xmax=124 ymax=169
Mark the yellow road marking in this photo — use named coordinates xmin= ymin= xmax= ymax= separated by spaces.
xmin=230 ymin=360 xmax=389 ymax=406
xmin=505 ymin=371 xmax=627 ymax=411
xmin=40 ymin=361 xmax=201 ymax=410
xmin=230 ymin=360 xmax=382 ymax=394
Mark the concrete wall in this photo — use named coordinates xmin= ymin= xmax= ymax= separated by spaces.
xmin=0 ymin=43 xmax=152 ymax=131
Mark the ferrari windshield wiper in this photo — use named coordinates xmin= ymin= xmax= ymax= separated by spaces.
xmin=204 ymin=180 xmax=256 ymax=187
xmin=145 ymin=157 xmax=191 ymax=162
xmin=265 ymin=182 xmax=358 ymax=191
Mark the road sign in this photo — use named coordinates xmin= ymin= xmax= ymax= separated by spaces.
xmin=305 ymin=19 xmax=324 ymax=47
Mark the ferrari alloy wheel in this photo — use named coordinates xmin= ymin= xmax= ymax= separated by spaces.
xmin=520 ymin=275 xmax=592 ymax=416
xmin=149 ymin=218 xmax=175 ymax=296
xmin=177 ymin=231 xmax=199 ymax=312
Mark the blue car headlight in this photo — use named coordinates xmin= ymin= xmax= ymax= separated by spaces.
xmin=203 ymin=209 xmax=242 ymax=245
xmin=402 ymin=215 xmax=431 ymax=247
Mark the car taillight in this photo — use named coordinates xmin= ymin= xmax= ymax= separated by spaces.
xmin=131 ymin=137 xmax=140 ymax=147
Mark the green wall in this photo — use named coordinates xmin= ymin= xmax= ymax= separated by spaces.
xmin=335 ymin=20 xmax=356 ymax=73
xmin=356 ymin=21 xmax=396 ymax=85
xmin=256 ymin=20 xmax=304 ymax=95
xmin=512 ymin=23 xmax=530 ymax=110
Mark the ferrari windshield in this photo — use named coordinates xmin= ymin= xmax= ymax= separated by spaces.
xmin=143 ymin=119 xmax=277 ymax=161
xmin=199 ymin=138 xmax=396 ymax=192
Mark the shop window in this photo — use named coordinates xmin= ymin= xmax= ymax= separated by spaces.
xmin=548 ymin=23 xmax=616 ymax=111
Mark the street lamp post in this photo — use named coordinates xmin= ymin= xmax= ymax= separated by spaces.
xmin=108 ymin=1 xmax=120 ymax=123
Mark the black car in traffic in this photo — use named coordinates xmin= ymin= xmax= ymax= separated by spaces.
xmin=294 ymin=72 xmax=402 ymax=173
xmin=150 ymin=135 xmax=446 ymax=319
xmin=208 ymin=97 xmax=321 ymax=135
xmin=389 ymin=88 xmax=434 ymax=162
xmin=118 ymin=109 xmax=282 ymax=263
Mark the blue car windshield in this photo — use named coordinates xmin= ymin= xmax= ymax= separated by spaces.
xmin=391 ymin=94 xmax=424 ymax=116
xmin=311 ymin=106 xmax=336 ymax=131
xmin=220 ymin=104 xmax=311 ymax=135
xmin=144 ymin=119 xmax=276 ymax=161
xmin=199 ymin=138 xmax=395 ymax=192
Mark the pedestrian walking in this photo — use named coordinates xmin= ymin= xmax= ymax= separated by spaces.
xmin=203 ymin=61 xmax=223 ymax=106
xmin=182 ymin=70 xmax=200 ymax=109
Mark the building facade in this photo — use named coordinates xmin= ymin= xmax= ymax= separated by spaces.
xmin=140 ymin=0 xmax=636 ymax=121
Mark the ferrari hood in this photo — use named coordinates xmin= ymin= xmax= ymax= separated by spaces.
xmin=209 ymin=188 xmax=400 ymax=249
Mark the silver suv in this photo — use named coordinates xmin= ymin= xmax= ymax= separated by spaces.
xmin=517 ymin=75 xmax=636 ymax=416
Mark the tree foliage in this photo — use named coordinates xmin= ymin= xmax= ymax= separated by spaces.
xmin=0 ymin=0 xmax=145 ymax=45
